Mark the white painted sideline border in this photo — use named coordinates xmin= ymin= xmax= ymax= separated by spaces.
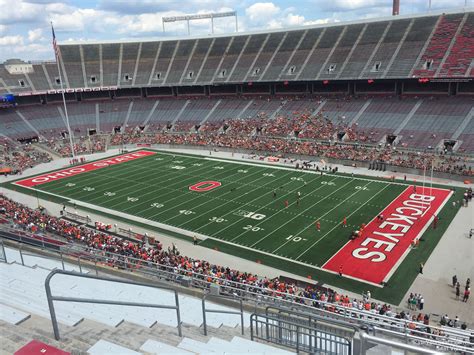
xmin=8 ymin=148 xmax=454 ymax=288
xmin=17 ymin=182 xmax=385 ymax=287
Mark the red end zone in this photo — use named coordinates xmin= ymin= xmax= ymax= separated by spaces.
xmin=323 ymin=186 xmax=452 ymax=285
xmin=14 ymin=150 xmax=156 ymax=187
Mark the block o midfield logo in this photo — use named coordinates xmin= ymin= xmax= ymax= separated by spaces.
xmin=189 ymin=181 xmax=222 ymax=192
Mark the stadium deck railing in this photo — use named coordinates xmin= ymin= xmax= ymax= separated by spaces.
xmin=1 ymin=224 xmax=472 ymax=353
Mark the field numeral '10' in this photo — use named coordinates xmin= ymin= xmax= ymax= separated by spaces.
xmin=286 ymin=235 xmax=306 ymax=242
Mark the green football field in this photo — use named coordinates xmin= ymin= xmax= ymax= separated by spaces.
xmin=5 ymin=149 xmax=461 ymax=304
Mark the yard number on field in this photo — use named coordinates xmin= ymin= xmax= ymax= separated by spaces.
xmin=243 ymin=225 xmax=264 ymax=232
xmin=262 ymin=173 xmax=275 ymax=177
xmin=321 ymin=181 xmax=336 ymax=186
xmin=170 ymin=165 xmax=186 ymax=170
xmin=151 ymin=202 xmax=164 ymax=208
xmin=233 ymin=210 xmax=266 ymax=220
xmin=286 ymin=235 xmax=307 ymax=242
xmin=179 ymin=209 xmax=195 ymax=215
xmin=104 ymin=191 xmax=116 ymax=196
xmin=127 ymin=197 xmax=139 ymax=202
xmin=209 ymin=217 xmax=227 ymax=223
xmin=65 ymin=183 xmax=76 ymax=187
xmin=355 ymin=186 xmax=369 ymax=190
xmin=83 ymin=186 xmax=95 ymax=191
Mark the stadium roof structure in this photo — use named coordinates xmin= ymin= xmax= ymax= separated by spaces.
xmin=0 ymin=8 xmax=473 ymax=95
xmin=59 ymin=7 xmax=473 ymax=46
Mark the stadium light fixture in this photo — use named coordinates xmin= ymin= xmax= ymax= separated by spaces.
xmin=162 ymin=11 xmax=238 ymax=35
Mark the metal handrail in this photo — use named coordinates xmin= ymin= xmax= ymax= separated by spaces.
xmin=0 ymin=240 xmax=6 ymax=263
xmin=359 ymin=332 xmax=449 ymax=355
xmin=202 ymin=293 xmax=244 ymax=336
xmin=3 ymin=227 xmax=471 ymax=338
xmin=44 ymin=269 xmax=182 ymax=340
xmin=2 ymin=228 xmax=473 ymax=351
xmin=250 ymin=313 xmax=352 ymax=354
xmin=264 ymin=306 xmax=359 ymax=334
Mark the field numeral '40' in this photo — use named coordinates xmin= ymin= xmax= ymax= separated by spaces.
xmin=179 ymin=210 xmax=195 ymax=215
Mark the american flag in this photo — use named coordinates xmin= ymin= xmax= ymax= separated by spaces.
xmin=51 ymin=23 xmax=60 ymax=60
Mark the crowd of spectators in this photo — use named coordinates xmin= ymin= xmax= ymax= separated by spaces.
xmin=1 ymin=193 xmax=472 ymax=338
xmin=0 ymin=140 xmax=52 ymax=174
xmin=109 ymin=128 xmax=472 ymax=176
xmin=45 ymin=136 xmax=106 ymax=157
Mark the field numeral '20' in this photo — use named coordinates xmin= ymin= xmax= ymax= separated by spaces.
xmin=243 ymin=225 xmax=263 ymax=232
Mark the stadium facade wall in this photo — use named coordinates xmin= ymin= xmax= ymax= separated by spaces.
xmin=1 ymin=10 xmax=473 ymax=96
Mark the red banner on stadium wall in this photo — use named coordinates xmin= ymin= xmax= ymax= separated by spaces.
xmin=323 ymin=187 xmax=452 ymax=285
xmin=14 ymin=150 xmax=156 ymax=187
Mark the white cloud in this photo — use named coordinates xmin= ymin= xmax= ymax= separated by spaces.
xmin=0 ymin=24 xmax=7 ymax=35
xmin=0 ymin=35 xmax=24 ymax=46
xmin=246 ymin=2 xmax=280 ymax=22
xmin=28 ymin=28 xmax=43 ymax=42
xmin=0 ymin=0 xmax=42 ymax=24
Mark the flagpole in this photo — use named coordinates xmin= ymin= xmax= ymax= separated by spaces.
xmin=51 ymin=22 xmax=76 ymax=161
xmin=422 ymin=160 xmax=426 ymax=197
xmin=430 ymin=160 xmax=433 ymax=198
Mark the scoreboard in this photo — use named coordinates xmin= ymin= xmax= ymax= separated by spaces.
xmin=1 ymin=94 xmax=15 ymax=103
xmin=0 ymin=94 xmax=16 ymax=108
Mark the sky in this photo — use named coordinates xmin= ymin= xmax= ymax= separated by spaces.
xmin=0 ymin=0 xmax=471 ymax=62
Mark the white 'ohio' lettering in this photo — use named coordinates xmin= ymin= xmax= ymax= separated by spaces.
xmin=20 ymin=151 xmax=152 ymax=186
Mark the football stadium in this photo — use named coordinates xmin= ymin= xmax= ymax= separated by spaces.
xmin=0 ymin=0 xmax=473 ymax=353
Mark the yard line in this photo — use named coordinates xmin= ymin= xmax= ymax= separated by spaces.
xmin=147 ymin=166 xmax=268 ymax=220
xmin=63 ymin=153 xmax=236 ymax=202
xmin=244 ymin=176 xmax=356 ymax=246
xmin=56 ymin=157 xmax=222 ymax=205
xmin=295 ymin=182 xmax=390 ymax=260
xmin=204 ymin=156 xmax=415 ymax=187
xmin=40 ymin=153 xmax=193 ymax=196
xmin=115 ymin=165 xmax=255 ymax=214
xmin=271 ymin=180 xmax=374 ymax=253
xmin=206 ymin=172 xmax=327 ymax=237
xmin=175 ymin=170 xmax=297 ymax=228
xmin=41 ymin=155 xmax=170 ymax=194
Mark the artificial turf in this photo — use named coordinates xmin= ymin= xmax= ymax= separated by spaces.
xmin=3 ymin=149 xmax=462 ymax=304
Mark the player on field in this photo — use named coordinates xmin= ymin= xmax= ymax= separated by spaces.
xmin=284 ymin=200 xmax=289 ymax=208
xmin=273 ymin=190 xmax=277 ymax=198
xmin=342 ymin=216 xmax=347 ymax=228
xmin=315 ymin=220 xmax=321 ymax=232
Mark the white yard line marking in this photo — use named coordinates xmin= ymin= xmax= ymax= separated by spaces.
xmin=295 ymin=183 xmax=391 ymax=260
xmin=321 ymin=186 xmax=410 ymax=269
xmin=382 ymin=189 xmax=453 ymax=283
xmin=184 ymin=170 xmax=297 ymax=229
xmin=240 ymin=176 xmax=352 ymax=246
xmin=152 ymin=167 xmax=271 ymax=221
xmin=201 ymin=173 xmax=327 ymax=236
xmin=271 ymin=180 xmax=375 ymax=253
xmin=204 ymin=156 xmax=455 ymax=192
